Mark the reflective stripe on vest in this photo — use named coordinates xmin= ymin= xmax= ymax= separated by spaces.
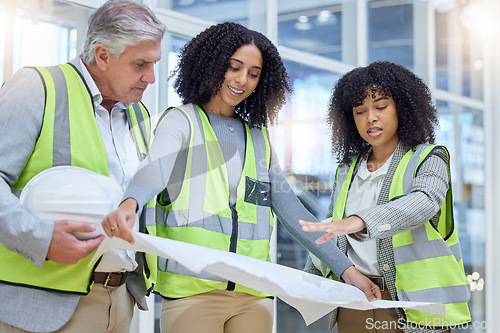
xmin=141 ymin=200 xmax=157 ymax=290
xmin=314 ymin=157 xmax=359 ymax=280
xmin=1 ymin=63 xmax=151 ymax=295
xmin=127 ymin=103 xmax=151 ymax=160
xmin=325 ymin=145 xmax=470 ymax=325
xmin=390 ymin=144 xmax=471 ymax=325
xmin=127 ymin=99 xmax=156 ymax=291
xmin=154 ymin=104 xmax=272 ymax=298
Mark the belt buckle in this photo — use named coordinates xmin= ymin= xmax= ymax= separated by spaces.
xmin=103 ymin=272 xmax=113 ymax=287
xmin=371 ymin=276 xmax=385 ymax=291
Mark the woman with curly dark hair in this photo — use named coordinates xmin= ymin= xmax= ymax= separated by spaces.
xmin=101 ymin=22 xmax=380 ymax=333
xmin=301 ymin=62 xmax=471 ymax=332
xmin=171 ymin=21 xmax=288 ymax=128
xmin=327 ymin=61 xmax=438 ymax=165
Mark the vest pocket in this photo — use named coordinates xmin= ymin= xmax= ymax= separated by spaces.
xmin=244 ymin=176 xmax=271 ymax=207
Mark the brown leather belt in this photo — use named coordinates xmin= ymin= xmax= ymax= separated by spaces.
xmin=93 ymin=272 xmax=128 ymax=287
xmin=368 ymin=276 xmax=387 ymax=291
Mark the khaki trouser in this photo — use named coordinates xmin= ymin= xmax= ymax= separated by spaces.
xmin=337 ymin=289 xmax=451 ymax=333
xmin=161 ymin=289 xmax=274 ymax=333
xmin=338 ymin=289 xmax=403 ymax=332
xmin=0 ymin=283 xmax=134 ymax=333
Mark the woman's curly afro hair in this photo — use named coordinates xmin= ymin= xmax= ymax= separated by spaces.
xmin=327 ymin=61 xmax=439 ymax=163
xmin=171 ymin=22 xmax=291 ymax=128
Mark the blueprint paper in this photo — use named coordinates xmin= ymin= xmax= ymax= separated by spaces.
xmin=91 ymin=232 xmax=445 ymax=325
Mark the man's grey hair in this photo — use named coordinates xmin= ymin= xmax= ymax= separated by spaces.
xmin=81 ymin=0 xmax=166 ymax=64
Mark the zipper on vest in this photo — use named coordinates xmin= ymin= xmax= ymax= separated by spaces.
xmin=227 ymin=202 xmax=238 ymax=291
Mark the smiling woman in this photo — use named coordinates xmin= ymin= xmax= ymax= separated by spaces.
xmin=169 ymin=21 xmax=291 ymax=128
xmin=202 ymin=44 xmax=263 ymax=117
xmin=101 ymin=21 xmax=381 ymax=333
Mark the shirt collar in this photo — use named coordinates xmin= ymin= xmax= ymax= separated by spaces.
xmin=77 ymin=58 xmax=132 ymax=111
xmin=356 ymin=149 xmax=394 ymax=181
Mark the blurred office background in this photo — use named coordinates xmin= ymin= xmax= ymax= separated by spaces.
xmin=1 ymin=0 xmax=499 ymax=331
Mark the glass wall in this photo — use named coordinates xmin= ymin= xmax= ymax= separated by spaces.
xmin=155 ymin=0 xmax=267 ymax=33
xmin=1 ymin=0 xmax=496 ymax=332
xmin=0 ymin=9 xmax=4 ymax=83
xmin=277 ymin=2 xmax=342 ymax=61
xmin=368 ymin=1 xmax=414 ymax=67
xmin=165 ymin=35 xmax=189 ymax=108
xmin=158 ymin=0 xmax=251 ymax=22
xmin=437 ymin=102 xmax=486 ymax=327
xmin=275 ymin=61 xmax=339 ymax=177
xmin=273 ymin=61 xmax=341 ymax=332
xmin=0 ymin=0 xmax=87 ymax=79
xmin=435 ymin=0 xmax=484 ymax=99
xmin=13 ymin=17 xmax=77 ymax=70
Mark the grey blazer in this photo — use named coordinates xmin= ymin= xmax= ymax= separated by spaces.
xmin=326 ymin=143 xmax=451 ymax=333
xmin=0 ymin=58 xmax=148 ymax=332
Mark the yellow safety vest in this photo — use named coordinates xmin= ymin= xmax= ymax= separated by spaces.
xmin=0 ymin=63 xmax=151 ymax=294
xmin=154 ymin=104 xmax=273 ymax=298
xmin=328 ymin=144 xmax=471 ymax=326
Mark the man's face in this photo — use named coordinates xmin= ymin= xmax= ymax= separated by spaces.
xmin=100 ymin=40 xmax=161 ymax=105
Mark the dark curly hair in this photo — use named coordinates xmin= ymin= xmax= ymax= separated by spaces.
xmin=170 ymin=22 xmax=291 ymax=128
xmin=327 ymin=61 xmax=438 ymax=164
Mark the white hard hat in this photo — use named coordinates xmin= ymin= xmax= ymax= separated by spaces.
xmin=20 ymin=166 xmax=123 ymax=240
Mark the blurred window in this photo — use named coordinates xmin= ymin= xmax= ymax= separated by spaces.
xmin=368 ymin=1 xmax=414 ymax=67
xmin=278 ymin=2 xmax=342 ymax=61
xmin=437 ymin=102 xmax=485 ymax=326
xmin=435 ymin=1 xmax=484 ymax=99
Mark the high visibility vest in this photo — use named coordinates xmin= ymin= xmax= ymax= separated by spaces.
xmin=0 ymin=63 xmax=151 ymax=295
xmin=154 ymin=104 xmax=273 ymax=298
xmin=328 ymin=144 xmax=471 ymax=326
xmin=140 ymin=200 xmax=157 ymax=292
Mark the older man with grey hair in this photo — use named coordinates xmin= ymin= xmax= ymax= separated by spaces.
xmin=0 ymin=1 xmax=165 ymax=332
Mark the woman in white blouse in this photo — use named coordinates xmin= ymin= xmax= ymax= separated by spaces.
xmin=301 ymin=61 xmax=471 ymax=333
